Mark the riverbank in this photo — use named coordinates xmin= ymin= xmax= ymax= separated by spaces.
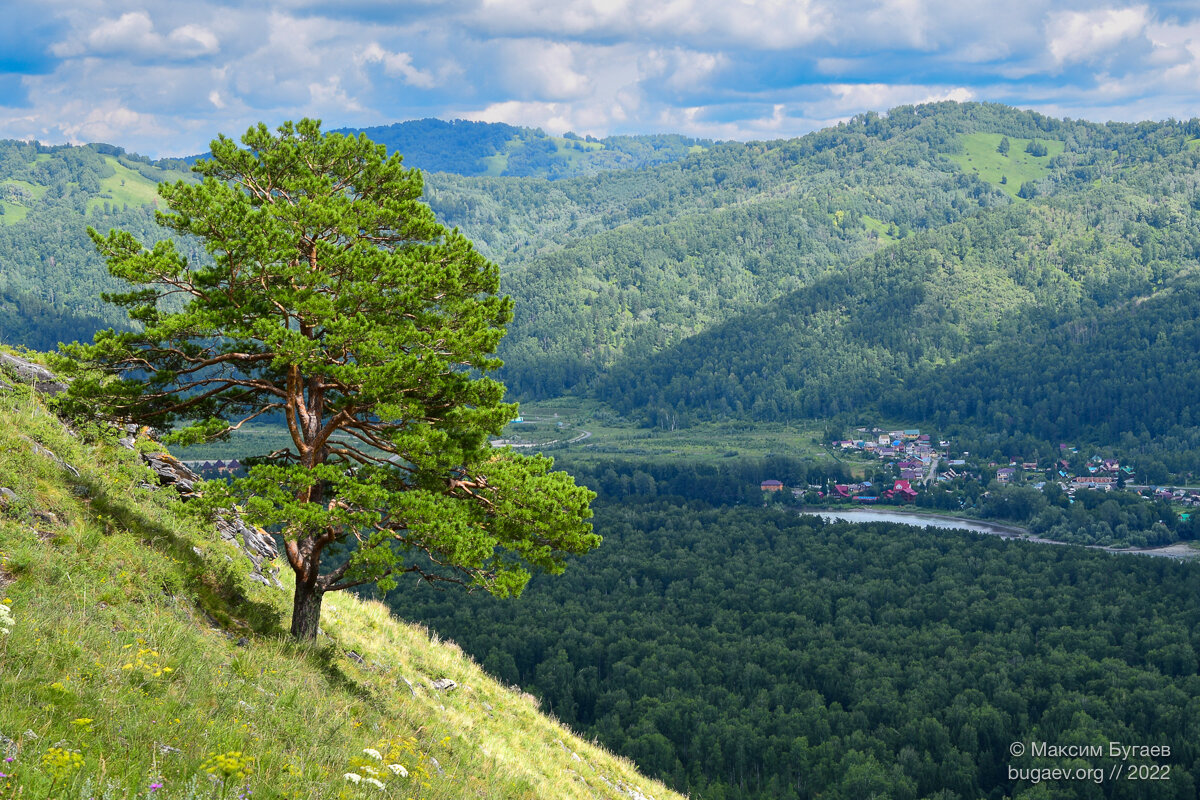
xmin=800 ymin=506 xmax=1200 ymax=560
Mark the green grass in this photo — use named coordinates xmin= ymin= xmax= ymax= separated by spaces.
xmin=0 ymin=200 xmax=28 ymax=224
xmin=496 ymin=396 xmax=832 ymax=466
xmin=87 ymin=158 xmax=163 ymax=213
xmin=949 ymin=133 xmax=1064 ymax=199
xmin=0 ymin=179 xmax=47 ymax=225
xmin=0 ymin=380 xmax=683 ymax=800
xmin=861 ymin=214 xmax=900 ymax=242
xmin=3 ymin=179 xmax=48 ymax=199
xmin=167 ymin=396 xmax=835 ymax=472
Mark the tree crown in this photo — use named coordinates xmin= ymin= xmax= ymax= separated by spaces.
xmin=59 ymin=120 xmax=597 ymax=629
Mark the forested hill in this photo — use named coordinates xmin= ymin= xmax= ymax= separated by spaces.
xmin=561 ymin=106 xmax=1200 ymax=451
xmin=883 ymin=275 xmax=1200 ymax=474
xmin=0 ymin=140 xmax=193 ymax=349
xmin=443 ymin=103 xmax=1200 ymax=404
xmin=6 ymin=103 xmax=1200 ymax=460
xmin=338 ymin=118 xmax=710 ymax=179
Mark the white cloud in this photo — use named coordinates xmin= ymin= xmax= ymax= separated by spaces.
xmin=471 ymin=0 xmax=827 ymax=50
xmin=498 ymin=39 xmax=590 ymax=100
xmin=641 ymin=48 xmax=728 ymax=93
xmin=826 ymin=83 xmax=975 ymax=114
xmin=463 ymin=100 xmax=583 ymax=134
xmin=1047 ymin=6 xmax=1149 ymax=65
xmin=52 ymin=11 xmax=219 ymax=60
xmin=169 ymin=24 xmax=220 ymax=56
xmin=358 ymin=43 xmax=441 ymax=89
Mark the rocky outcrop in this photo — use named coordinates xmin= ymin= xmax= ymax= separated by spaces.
xmin=0 ymin=352 xmax=69 ymax=395
xmin=214 ymin=513 xmax=281 ymax=588
xmin=140 ymin=450 xmax=201 ymax=496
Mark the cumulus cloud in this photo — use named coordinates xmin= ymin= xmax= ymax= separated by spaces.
xmin=826 ymin=83 xmax=975 ymax=114
xmin=357 ymin=43 xmax=441 ymax=89
xmin=1047 ymin=6 xmax=1149 ymax=65
xmin=469 ymin=0 xmax=827 ymax=50
xmin=52 ymin=11 xmax=219 ymax=60
xmin=5 ymin=0 xmax=1200 ymax=157
xmin=499 ymin=39 xmax=591 ymax=100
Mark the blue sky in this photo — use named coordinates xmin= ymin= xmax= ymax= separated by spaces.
xmin=2 ymin=1 xmax=1199 ymax=157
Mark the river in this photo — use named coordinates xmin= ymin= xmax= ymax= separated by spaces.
xmin=801 ymin=508 xmax=1199 ymax=560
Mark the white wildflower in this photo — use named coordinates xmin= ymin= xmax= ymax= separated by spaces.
xmin=363 ymin=766 xmax=379 ymax=777
xmin=387 ymin=763 xmax=408 ymax=777
xmin=343 ymin=773 xmax=362 ymax=784
xmin=0 ymin=604 xmax=13 ymax=635
xmin=363 ymin=747 xmax=382 ymax=761
xmin=363 ymin=778 xmax=385 ymax=789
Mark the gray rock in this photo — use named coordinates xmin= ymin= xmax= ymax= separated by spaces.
xmin=0 ymin=353 xmax=69 ymax=395
xmin=142 ymin=451 xmax=199 ymax=495
xmin=214 ymin=513 xmax=282 ymax=589
xmin=346 ymin=650 xmax=365 ymax=665
xmin=426 ymin=755 xmax=444 ymax=776
xmin=0 ymin=487 xmax=16 ymax=506
xmin=117 ymin=437 xmax=137 ymax=450
xmin=23 ymin=437 xmax=80 ymax=477
xmin=430 ymin=677 xmax=458 ymax=691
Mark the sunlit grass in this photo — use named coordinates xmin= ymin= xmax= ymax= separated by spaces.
xmin=949 ymin=133 xmax=1064 ymax=199
xmin=0 ymin=382 xmax=683 ymax=800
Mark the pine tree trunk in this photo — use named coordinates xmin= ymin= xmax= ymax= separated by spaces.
xmin=290 ymin=579 xmax=324 ymax=640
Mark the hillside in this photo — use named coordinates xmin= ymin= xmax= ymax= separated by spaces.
xmin=4 ymin=103 xmax=1200 ymax=461
xmin=0 ymin=358 xmax=680 ymax=800
xmin=0 ymin=140 xmax=195 ymax=349
xmin=885 ymin=273 xmax=1200 ymax=472
xmin=586 ymin=109 xmax=1200 ymax=444
xmin=338 ymin=119 xmax=709 ymax=179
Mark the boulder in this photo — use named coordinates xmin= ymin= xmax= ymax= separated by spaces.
xmin=142 ymin=451 xmax=200 ymax=496
xmin=0 ymin=353 xmax=69 ymax=396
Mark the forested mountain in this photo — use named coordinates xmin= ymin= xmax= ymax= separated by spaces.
xmin=5 ymin=102 xmax=1200 ymax=458
xmin=0 ymin=140 xmax=193 ymax=348
xmin=338 ymin=118 xmax=709 ymax=179
xmin=564 ymin=106 xmax=1200 ymax=452
xmin=400 ymin=500 xmax=1200 ymax=800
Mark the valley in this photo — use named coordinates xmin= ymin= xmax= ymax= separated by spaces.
xmin=3 ymin=101 xmax=1200 ymax=800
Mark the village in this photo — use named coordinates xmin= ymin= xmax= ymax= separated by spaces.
xmin=759 ymin=425 xmax=1200 ymax=513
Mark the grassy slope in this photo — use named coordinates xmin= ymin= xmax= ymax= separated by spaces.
xmin=0 ymin=382 xmax=680 ymax=800
xmin=948 ymin=132 xmax=1063 ymax=198
xmin=87 ymin=158 xmax=163 ymax=213
xmin=1 ymin=179 xmax=47 ymax=225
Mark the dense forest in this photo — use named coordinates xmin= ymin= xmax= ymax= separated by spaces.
xmin=0 ymin=139 xmax=193 ymax=347
xmin=338 ymin=118 xmax=709 ymax=179
xmin=394 ymin=501 xmax=1200 ymax=800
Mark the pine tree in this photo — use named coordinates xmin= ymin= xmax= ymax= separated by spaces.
xmin=59 ymin=120 xmax=598 ymax=639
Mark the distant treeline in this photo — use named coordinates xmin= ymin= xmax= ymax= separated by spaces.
xmin=560 ymin=455 xmax=849 ymax=504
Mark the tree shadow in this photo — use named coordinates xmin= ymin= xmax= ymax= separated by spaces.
xmin=79 ymin=476 xmax=283 ymax=637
